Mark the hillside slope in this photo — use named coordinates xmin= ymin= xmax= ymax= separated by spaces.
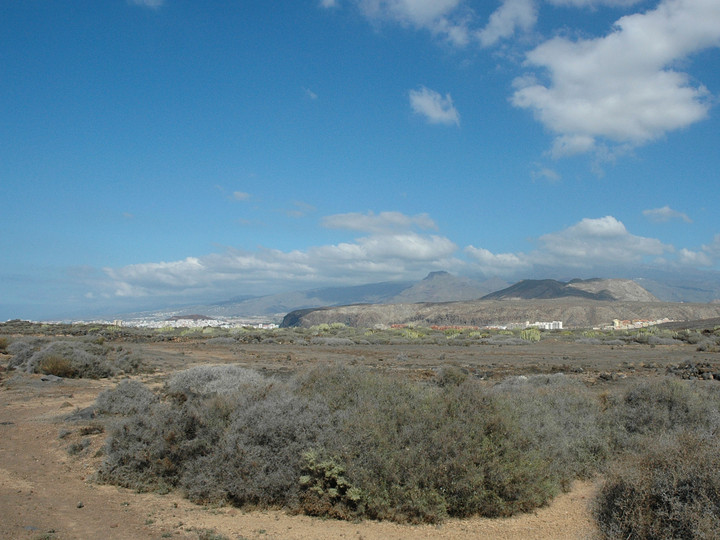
xmin=481 ymin=279 xmax=659 ymax=302
xmin=282 ymin=299 xmax=720 ymax=329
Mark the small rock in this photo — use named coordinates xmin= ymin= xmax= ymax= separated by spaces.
xmin=77 ymin=502 xmax=84 ymax=508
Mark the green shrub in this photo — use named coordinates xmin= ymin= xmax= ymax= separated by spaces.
xmin=0 ymin=336 xmax=8 ymax=352
xmin=296 ymin=366 xmax=588 ymax=522
xmin=520 ymin=328 xmax=541 ymax=342
xmin=298 ymin=450 xmax=365 ymax=519
xmin=435 ymin=365 xmax=469 ymax=387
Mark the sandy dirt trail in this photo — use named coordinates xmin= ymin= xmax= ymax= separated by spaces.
xmin=0 ymin=373 xmax=599 ymax=540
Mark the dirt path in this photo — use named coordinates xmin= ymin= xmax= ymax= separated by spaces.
xmin=0 ymin=373 xmax=600 ymax=540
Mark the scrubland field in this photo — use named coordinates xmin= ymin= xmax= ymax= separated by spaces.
xmin=2 ymin=320 xmax=720 ymax=539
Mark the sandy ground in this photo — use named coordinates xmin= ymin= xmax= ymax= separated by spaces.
xmin=0 ymin=368 xmax=601 ymax=540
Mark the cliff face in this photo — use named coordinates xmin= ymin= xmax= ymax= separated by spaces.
xmin=282 ymin=299 xmax=720 ymax=329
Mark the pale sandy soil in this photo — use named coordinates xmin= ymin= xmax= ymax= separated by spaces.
xmin=0 ymin=370 xmax=600 ymax=540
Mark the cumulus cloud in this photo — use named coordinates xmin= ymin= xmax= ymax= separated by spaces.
xmin=467 ymin=216 xmax=673 ymax=276
xmin=464 ymin=246 xmax=532 ymax=275
xmin=334 ymin=0 xmax=472 ymax=45
xmin=678 ymin=248 xmax=713 ymax=266
xmin=102 ymin=211 xmax=457 ymax=298
xmin=643 ymin=205 xmax=692 ymax=223
xmin=534 ymin=216 xmax=671 ymax=265
xmin=98 ymin=212 xmax=718 ymax=301
xmin=409 ymin=86 xmax=460 ymax=126
xmin=478 ymin=0 xmax=537 ymax=47
xmin=512 ymin=0 xmax=720 ymax=156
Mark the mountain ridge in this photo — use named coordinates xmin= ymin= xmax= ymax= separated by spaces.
xmin=481 ymin=278 xmax=659 ymax=303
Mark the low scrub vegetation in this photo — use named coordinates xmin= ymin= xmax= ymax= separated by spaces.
xmin=595 ymin=431 xmax=720 ymax=539
xmin=90 ymin=365 xmax=720 ymax=531
xmin=5 ymin=337 xmax=147 ymax=378
xmin=94 ymin=364 xmax=610 ymax=523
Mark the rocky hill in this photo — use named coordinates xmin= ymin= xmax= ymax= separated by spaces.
xmin=481 ymin=278 xmax=659 ymax=302
xmin=390 ymin=271 xmax=505 ymax=303
xmin=281 ymin=299 xmax=720 ymax=329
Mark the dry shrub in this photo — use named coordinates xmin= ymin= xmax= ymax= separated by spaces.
xmin=595 ymin=431 xmax=720 ymax=539
xmin=96 ymin=364 xmax=608 ymax=524
xmin=604 ymin=378 xmax=720 ymax=453
xmin=39 ymin=355 xmax=77 ymax=378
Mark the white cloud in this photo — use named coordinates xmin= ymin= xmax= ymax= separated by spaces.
xmin=346 ymin=0 xmax=473 ymax=45
xmin=478 ymin=0 xmax=537 ymax=47
xmin=232 ymin=191 xmax=251 ymax=201
xmin=702 ymin=234 xmax=720 ymax=259
xmin=98 ymin=212 xmax=717 ymax=301
xmin=467 ymin=216 xmax=674 ymax=276
xmin=531 ymin=165 xmax=561 ymax=182
xmin=678 ymin=248 xmax=713 ymax=266
xmin=409 ymin=86 xmax=460 ymax=126
xmin=465 ymin=246 xmax=532 ymax=275
xmin=323 ymin=210 xmax=436 ymax=233
xmin=535 ymin=216 xmax=671 ymax=266
xmin=128 ymin=0 xmax=164 ymax=8
xmin=547 ymin=0 xmax=642 ymax=6
xmin=102 ymin=211 xmax=457 ymax=298
xmin=512 ymin=0 xmax=720 ymax=156
xmin=286 ymin=201 xmax=317 ymax=218
xmin=643 ymin=205 xmax=692 ymax=223
xmin=358 ymin=0 xmax=463 ymax=26
xmin=320 ymin=0 xmax=338 ymax=7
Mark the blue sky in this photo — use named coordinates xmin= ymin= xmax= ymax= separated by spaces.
xmin=1 ymin=0 xmax=719 ymax=320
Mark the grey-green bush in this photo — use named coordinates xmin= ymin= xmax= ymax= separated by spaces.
xmin=604 ymin=378 xmax=720 ymax=452
xmin=95 ymin=380 xmax=158 ymax=416
xmin=595 ymin=430 xmax=720 ymax=539
xmin=96 ymin=364 xmax=611 ymax=524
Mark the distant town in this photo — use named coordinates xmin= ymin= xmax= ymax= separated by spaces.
xmin=59 ymin=314 xmax=280 ymax=330
xmin=39 ymin=314 xmax=680 ymax=333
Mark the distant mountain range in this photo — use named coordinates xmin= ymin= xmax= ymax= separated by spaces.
xmin=123 ymin=271 xmax=720 ymax=323
xmin=141 ymin=272 xmax=507 ymax=320
xmin=280 ymin=278 xmax=720 ymax=329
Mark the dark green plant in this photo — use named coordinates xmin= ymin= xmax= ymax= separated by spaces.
xmin=298 ymin=450 xmax=365 ymax=519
